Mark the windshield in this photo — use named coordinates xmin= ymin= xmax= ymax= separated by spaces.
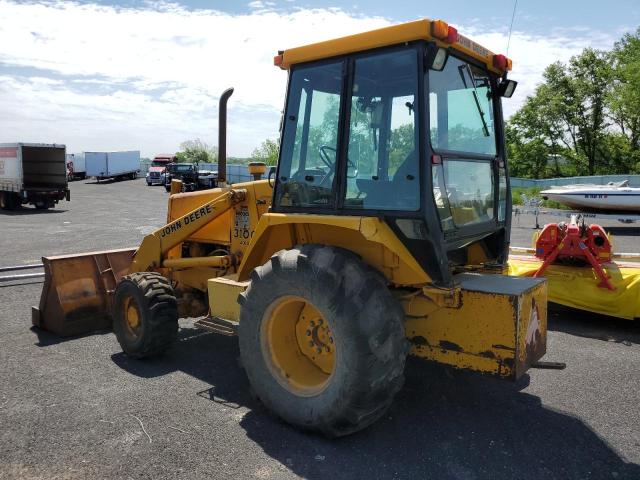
xmin=152 ymin=160 xmax=168 ymax=167
xmin=429 ymin=56 xmax=496 ymax=155
xmin=276 ymin=48 xmax=420 ymax=211
xmin=170 ymin=164 xmax=194 ymax=173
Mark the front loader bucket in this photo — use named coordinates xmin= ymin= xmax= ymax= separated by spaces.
xmin=32 ymin=248 xmax=136 ymax=336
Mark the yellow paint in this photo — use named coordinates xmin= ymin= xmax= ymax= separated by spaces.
xmin=262 ymin=296 xmax=335 ymax=396
xmin=280 ymin=18 xmax=506 ymax=74
xmin=130 ymin=189 xmax=246 ymax=273
xmin=163 ymin=255 xmax=231 ymax=269
xmin=236 ymin=213 xmax=430 ymax=285
xmin=509 ymin=255 xmax=640 ymax=320
xmin=124 ymin=296 xmax=140 ymax=331
xmin=402 ymin=274 xmax=547 ymax=379
xmin=208 ymin=275 xmax=250 ymax=321
xmin=172 ymin=267 xmax=222 ymax=292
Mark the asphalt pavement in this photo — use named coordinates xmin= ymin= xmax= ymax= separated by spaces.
xmin=0 ymin=178 xmax=638 ymax=479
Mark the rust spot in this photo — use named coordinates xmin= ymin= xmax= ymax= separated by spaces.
xmin=410 ymin=335 xmax=429 ymax=346
xmin=479 ymin=350 xmax=496 ymax=359
xmin=439 ymin=340 xmax=462 ymax=352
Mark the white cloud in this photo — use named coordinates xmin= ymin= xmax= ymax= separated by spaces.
xmin=0 ymin=1 xmax=624 ymax=157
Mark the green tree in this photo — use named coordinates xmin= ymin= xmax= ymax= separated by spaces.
xmin=176 ymin=139 xmax=217 ymax=164
xmin=251 ymin=139 xmax=279 ymax=166
xmin=609 ymin=28 xmax=640 ymax=152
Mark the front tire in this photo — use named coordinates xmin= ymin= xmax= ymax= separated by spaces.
xmin=113 ymin=272 xmax=178 ymax=358
xmin=238 ymin=245 xmax=408 ymax=437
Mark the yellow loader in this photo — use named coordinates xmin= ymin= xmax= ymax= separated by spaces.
xmin=33 ymin=19 xmax=548 ymax=437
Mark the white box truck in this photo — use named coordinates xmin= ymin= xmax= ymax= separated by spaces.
xmin=85 ymin=151 xmax=140 ymax=181
xmin=0 ymin=143 xmax=70 ymax=210
xmin=66 ymin=153 xmax=86 ymax=180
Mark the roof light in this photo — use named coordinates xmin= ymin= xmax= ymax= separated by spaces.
xmin=431 ymin=20 xmax=458 ymax=44
xmin=493 ymin=54 xmax=512 ymax=71
xmin=273 ymin=53 xmax=284 ymax=68
xmin=431 ymin=20 xmax=449 ymax=40
xmin=446 ymin=26 xmax=458 ymax=44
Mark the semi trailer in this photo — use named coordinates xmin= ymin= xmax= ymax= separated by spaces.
xmin=85 ymin=151 xmax=140 ymax=181
xmin=0 ymin=143 xmax=70 ymax=210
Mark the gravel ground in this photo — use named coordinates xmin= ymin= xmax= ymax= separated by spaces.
xmin=0 ymin=178 xmax=638 ymax=479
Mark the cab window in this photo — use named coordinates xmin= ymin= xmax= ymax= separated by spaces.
xmin=276 ymin=61 xmax=342 ymax=208
xmin=344 ymin=49 xmax=420 ymax=211
xmin=429 ymin=56 xmax=496 ymax=155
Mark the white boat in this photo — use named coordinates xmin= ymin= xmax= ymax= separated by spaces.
xmin=541 ymin=180 xmax=640 ymax=212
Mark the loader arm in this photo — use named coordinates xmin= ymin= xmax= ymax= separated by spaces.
xmin=129 ymin=188 xmax=247 ymax=273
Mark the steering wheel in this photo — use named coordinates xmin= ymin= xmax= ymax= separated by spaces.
xmin=318 ymin=145 xmax=336 ymax=169
xmin=318 ymin=145 xmax=358 ymax=183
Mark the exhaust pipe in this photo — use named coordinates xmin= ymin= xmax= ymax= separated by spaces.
xmin=218 ymin=87 xmax=234 ymax=184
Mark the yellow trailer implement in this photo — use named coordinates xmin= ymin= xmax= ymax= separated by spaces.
xmin=509 ymin=254 xmax=640 ymax=320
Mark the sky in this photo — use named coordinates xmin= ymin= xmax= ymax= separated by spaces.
xmin=0 ymin=0 xmax=637 ymax=158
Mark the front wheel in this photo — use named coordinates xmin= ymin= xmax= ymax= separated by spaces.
xmin=113 ymin=272 xmax=178 ymax=358
xmin=238 ymin=245 xmax=408 ymax=437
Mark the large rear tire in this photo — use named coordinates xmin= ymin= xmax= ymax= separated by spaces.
xmin=113 ymin=272 xmax=178 ymax=358
xmin=238 ymin=245 xmax=408 ymax=437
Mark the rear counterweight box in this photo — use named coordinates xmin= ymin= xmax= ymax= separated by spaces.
xmin=403 ymin=274 xmax=547 ymax=379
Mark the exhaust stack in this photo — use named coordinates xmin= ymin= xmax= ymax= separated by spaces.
xmin=218 ymin=87 xmax=234 ymax=184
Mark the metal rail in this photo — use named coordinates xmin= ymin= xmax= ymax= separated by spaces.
xmin=513 ymin=207 xmax=640 ymax=229
xmin=0 ymin=263 xmax=43 ymax=272
xmin=510 ymin=246 xmax=640 ymax=261
xmin=0 ymin=272 xmax=45 ymax=282
xmin=0 ymin=263 xmax=45 ymax=283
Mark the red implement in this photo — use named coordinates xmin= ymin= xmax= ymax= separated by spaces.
xmin=533 ymin=216 xmax=615 ymax=291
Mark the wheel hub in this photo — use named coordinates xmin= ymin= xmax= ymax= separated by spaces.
xmin=262 ymin=296 xmax=336 ymax=396
xmin=124 ymin=297 xmax=141 ymax=333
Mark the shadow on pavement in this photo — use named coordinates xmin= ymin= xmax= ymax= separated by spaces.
xmin=31 ymin=326 xmax=112 ymax=347
xmin=0 ymin=207 xmax=66 ymax=215
xmin=548 ymin=305 xmax=640 ymax=346
xmin=112 ymin=326 xmax=640 ymax=480
xmin=604 ymin=226 xmax=640 ymax=237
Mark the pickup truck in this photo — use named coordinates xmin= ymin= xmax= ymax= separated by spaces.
xmin=164 ymin=163 xmax=217 ymax=192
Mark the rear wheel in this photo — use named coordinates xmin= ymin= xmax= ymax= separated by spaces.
xmin=113 ymin=272 xmax=178 ymax=358
xmin=238 ymin=245 xmax=408 ymax=437
xmin=0 ymin=192 xmax=18 ymax=210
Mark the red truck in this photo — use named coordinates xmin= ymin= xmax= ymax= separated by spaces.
xmin=146 ymin=154 xmax=176 ymax=186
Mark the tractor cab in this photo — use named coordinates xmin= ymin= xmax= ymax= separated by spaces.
xmin=274 ymin=24 xmax=517 ymax=286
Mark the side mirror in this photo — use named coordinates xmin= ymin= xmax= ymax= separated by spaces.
xmin=498 ymin=79 xmax=518 ymax=98
xmin=425 ymin=44 xmax=449 ymax=71
xmin=268 ymin=166 xmax=277 ymax=188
